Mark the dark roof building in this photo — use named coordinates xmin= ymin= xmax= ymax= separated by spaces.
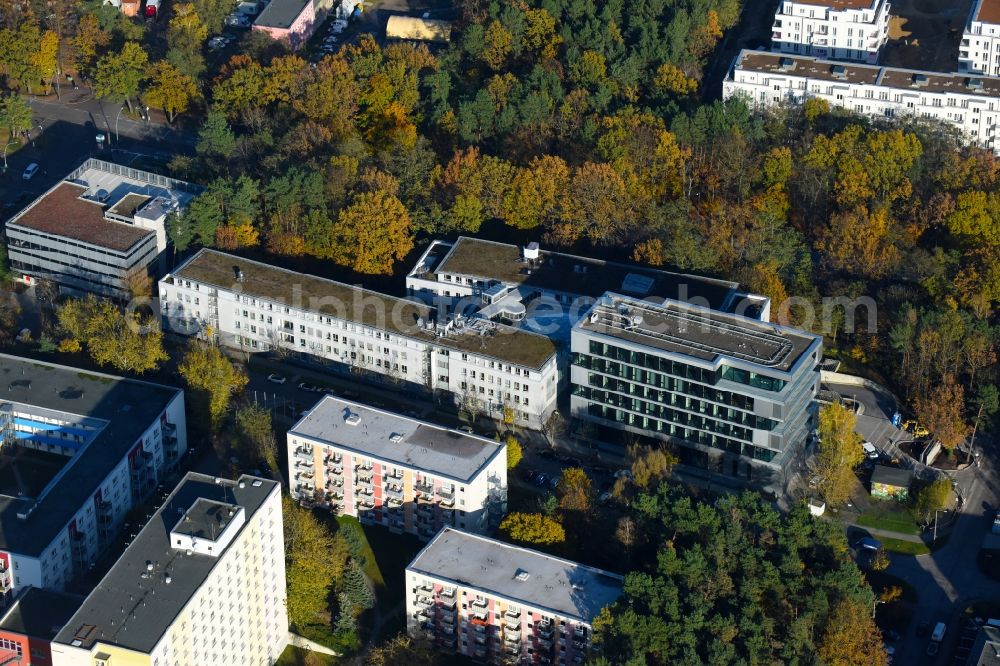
xmin=0 ymin=353 xmax=186 ymax=604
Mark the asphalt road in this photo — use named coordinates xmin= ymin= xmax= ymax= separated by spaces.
xmin=1 ymin=91 xmax=197 ymax=222
xmin=824 ymin=381 xmax=1000 ymax=663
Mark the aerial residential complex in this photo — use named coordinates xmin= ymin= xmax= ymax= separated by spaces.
xmin=723 ymin=49 xmax=1000 ymax=154
xmin=50 ymin=473 xmax=286 ymax=666
xmin=406 ymin=527 xmax=623 ymax=664
xmin=961 ymin=0 xmax=1000 ymax=77
xmin=5 ymin=159 xmax=200 ymax=298
xmin=287 ymin=396 xmax=507 ymax=539
xmin=571 ymin=294 xmax=822 ymax=485
xmin=406 ymin=237 xmax=767 ymax=326
xmin=770 ymin=0 xmax=890 ymax=63
xmin=159 ymin=249 xmax=559 ymax=428
xmin=0 ymin=354 xmax=186 ymax=603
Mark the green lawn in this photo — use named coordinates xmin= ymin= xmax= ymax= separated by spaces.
xmin=335 ymin=516 xmax=385 ymax=589
xmin=880 ymin=536 xmax=930 ymax=555
xmin=856 ymin=509 xmax=921 ymax=536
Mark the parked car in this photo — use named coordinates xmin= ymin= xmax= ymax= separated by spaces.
xmin=533 ymin=473 xmax=549 ymax=488
xmin=930 ymin=622 xmax=946 ymax=643
xmin=883 ymin=629 xmax=901 ymax=642
xmin=208 ymin=36 xmax=228 ymax=49
xmin=522 ymin=469 xmax=537 ymax=482
xmin=22 ymin=163 xmax=39 ymax=180
xmin=267 ymin=373 xmax=286 ymax=384
xmin=853 ymin=537 xmax=882 ymax=552
xmin=925 ymin=642 xmax=939 ymax=657
xmin=598 ymin=491 xmax=612 ymax=504
xmin=298 ymin=382 xmax=317 ymax=392
xmin=614 ymin=469 xmax=634 ymax=481
xmin=330 ymin=18 xmax=347 ymax=32
xmin=548 ymin=475 xmax=560 ymax=490
xmin=862 ymin=441 xmax=879 ymax=459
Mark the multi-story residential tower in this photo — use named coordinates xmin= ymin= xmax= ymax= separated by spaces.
xmin=160 ymin=249 xmax=559 ymax=428
xmin=771 ymin=0 xmax=890 ymax=63
xmin=0 ymin=353 xmax=186 ymax=604
xmin=50 ymin=473 xmax=287 ymax=666
xmin=5 ymin=159 xmax=200 ymax=298
xmin=406 ymin=237 xmax=758 ymax=325
xmin=288 ymin=396 xmax=506 ymax=539
xmin=723 ymin=49 xmax=1000 ymax=155
xmin=570 ymin=293 xmax=822 ymax=487
xmin=960 ymin=0 xmax=1000 ymax=76
xmin=406 ymin=527 xmax=623 ymax=664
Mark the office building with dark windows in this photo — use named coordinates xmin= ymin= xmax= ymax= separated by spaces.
xmin=570 ymin=293 xmax=822 ymax=486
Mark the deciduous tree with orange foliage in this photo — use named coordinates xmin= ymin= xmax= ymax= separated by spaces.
xmin=818 ymin=598 xmax=889 ymax=666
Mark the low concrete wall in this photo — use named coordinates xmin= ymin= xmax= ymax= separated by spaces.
xmin=288 ymin=632 xmax=339 ymax=656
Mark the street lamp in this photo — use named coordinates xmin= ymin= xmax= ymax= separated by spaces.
xmin=114 ymin=104 xmax=125 ymax=143
xmin=2 ymin=140 xmax=19 ymax=169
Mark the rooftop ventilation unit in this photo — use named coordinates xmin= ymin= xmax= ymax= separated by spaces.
xmin=830 ymin=65 xmax=847 ymax=78
xmin=778 ymin=57 xmax=795 ymax=71
xmin=912 ymin=73 xmax=928 ymax=87
xmin=968 ymin=77 xmax=984 ymax=91
xmin=514 ymin=569 xmax=530 ymax=581
xmin=522 ymin=242 xmax=540 ymax=261
xmin=345 ymin=413 xmax=361 ymax=426
xmin=389 ymin=433 xmax=403 ymax=443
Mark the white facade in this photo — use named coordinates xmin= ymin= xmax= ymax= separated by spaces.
xmin=961 ymin=0 xmax=1000 ymax=76
xmin=406 ymin=528 xmax=623 ymax=664
xmin=288 ymin=396 xmax=507 ymax=539
xmin=160 ymin=249 xmax=560 ymax=429
xmin=51 ymin=474 xmax=287 ymax=666
xmin=724 ymin=50 xmax=1000 ymax=154
xmin=771 ymin=0 xmax=889 ymax=63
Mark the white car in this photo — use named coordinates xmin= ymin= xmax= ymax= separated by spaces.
xmin=22 ymin=163 xmax=39 ymax=180
xmin=267 ymin=373 xmax=287 ymax=385
xmin=330 ymin=19 xmax=347 ymax=32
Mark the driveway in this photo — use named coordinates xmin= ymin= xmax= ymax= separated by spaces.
xmin=875 ymin=442 xmax=999 ymax=665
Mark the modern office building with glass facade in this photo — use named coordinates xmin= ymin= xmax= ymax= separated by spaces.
xmin=570 ymin=293 xmax=822 ymax=486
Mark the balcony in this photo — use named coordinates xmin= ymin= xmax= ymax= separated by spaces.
xmin=414 ymin=480 xmax=434 ymax=494
xmin=438 ymin=588 xmax=456 ymax=601
xmin=416 ymin=595 xmax=433 ymax=607
xmin=438 ymin=495 xmax=455 ymax=508
xmin=295 ymin=458 xmax=314 ymax=469
xmin=327 ymin=465 xmax=343 ymax=475
xmin=385 ymin=484 xmax=404 ymax=498
xmin=293 ymin=448 xmax=312 ymax=461
xmin=437 ymin=488 xmax=454 ymax=501
xmin=387 ymin=497 xmax=403 ymax=508
xmin=537 ymin=623 xmax=554 ymax=638
xmin=324 ymin=453 xmax=342 ymax=464
xmin=471 ymin=597 xmax=488 ymax=609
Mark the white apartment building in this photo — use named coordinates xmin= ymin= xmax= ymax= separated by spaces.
xmin=5 ymin=159 xmax=200 ymax=298
xmin=0 ymin=353 xmax=186 ymax=605
xmin=160 ymin=249 xmax=560 ymax=428
xmin=961 ymin=0 xmax=1000 ymax=76
xmin=406 ymin=527 xmax=623 ymax=664
xmin=771 ymin=0 xmax=890 ymax=63
xmin=288 ymin=396 xmax=507 ymax=539
xmin=571 ymin=293 xmax=822 ymax=488
xmin=724 ymin=49 xmax=1000 ymax=154
xmin=51 ymin=473 xmax=287 ymax=666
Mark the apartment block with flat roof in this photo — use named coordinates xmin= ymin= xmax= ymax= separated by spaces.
xmin=771 ymin=0 xmax=890 ymax=63
xmin=5 ymin=159 xmax=200 ymax=297
xmin=0 ymin=587 xmax=82 ymax=666
xmin=406 ymin=237 xmax=767 ymax=327
xmin=288 ymin=396 xmax=507 ymax=539
xmin=961 ymin=0 xmax=1000 ymax=76
xmin=570 ymin=293 xmax=822 ymax=487
xmin=0 ymin=353 xmax=186 ymax=605
xmin=406 ymin=527 xmax=623 ymax=664
xmin=723 ymin=49 xmax=1000 ymax=154
xmin=159 ymin=249 xmax=560 ymax=428
xmin=50 ymin=473 xmax=286 ymax=666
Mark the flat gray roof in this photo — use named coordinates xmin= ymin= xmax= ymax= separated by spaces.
xmin=0 ymin=587 xmax=83 ymax=640
xmin=871 ymin=465 xmax=912 ymax=488
xmin=171 ymin=498 xmax=239 ymax=542
xmin=578 ymin=293 xmax=819 ymax=373
xmin=290 ymin=396 xmax=503 ymax=483
xmin=408 ymin=528 xmax=623 ymax=623
xmin=0 ymin=354 xmax=182 ymax=556
xmin=254 ymin=0 xmax=309 ymax=28
xmin=968 ymin=625 xmax=1000 ymax=666
xmin=53 ymin=473 xmax=278 ymax=654
xmin=171 ymin=249 xmax=557 ymax=370
xmin=430 ymin=237 xmax=741 ymax=312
